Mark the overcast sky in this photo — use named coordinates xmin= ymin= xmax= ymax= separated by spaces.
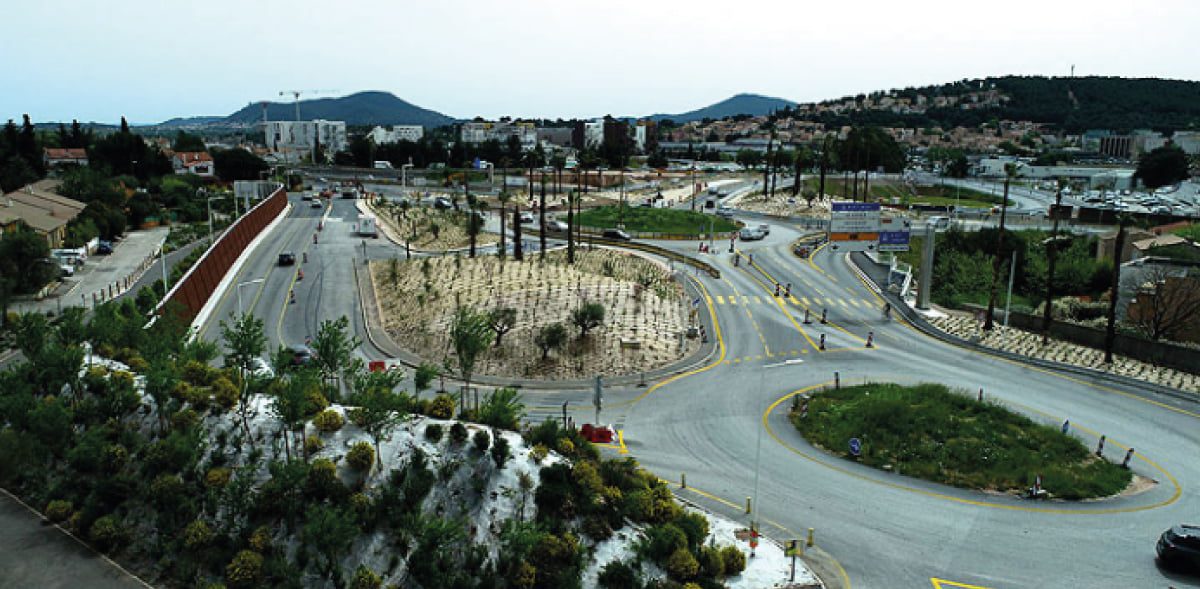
xmin=5 ymin=0 xmax=1198 ymax=124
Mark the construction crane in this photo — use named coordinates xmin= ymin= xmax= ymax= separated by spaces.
xmin=278 ymin=89 xmax=337 ymax=121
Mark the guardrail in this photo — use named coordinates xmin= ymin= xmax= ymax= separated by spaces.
xmin=587 ymin=236 xmax=721 ymax=279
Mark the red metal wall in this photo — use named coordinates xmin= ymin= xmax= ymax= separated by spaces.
xmin=161 ymin=187 xmax=287 ymax=322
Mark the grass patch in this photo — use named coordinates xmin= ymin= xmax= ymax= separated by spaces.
xmin=801 ymin=178 xmax=1010 ymax=207
xmin=577 ymin=204 xmax=737 ymax=236
xmin=1171 ymin=223 xmax=1200 ymax=242
xmin=790 ymin=382 xmax=1131 ymax=499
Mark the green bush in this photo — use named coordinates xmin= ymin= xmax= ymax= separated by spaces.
xmin=699 ymin=546 xmax=724 ymax=579
xmin=429 ymin=394 xmax=455 ymax=419
xmin=170 ymin=408 xmax=200 ymax=431
xmin=225 ymin=550 xmax=264 ymax=587
xmin=44 ymin=500 xmax=73 ymax=523
xmin=346 ymin=442 xmax=375 ymax=472
xmin=719 ymin=545 xmax=746 ymax=575
xmin=88 ymin=514 xmax=122 ymax=551
xmin=307 ymin=458 xmax=344 ymax=498
xmin=640 ymin=523 xmax=687 ymax=563
xmin=490 ymin=434 xmax=510 ymax=468
xmin=665 ymin=547 xmax=699 ymax=582
xmin=675 ymin=512 xmax=709 ymax=550
xmin=305 ymin=435 xmax=324 ymax=454
xmin=183 ymin=519 xmax=214 ymax=549
xmin=472 ymin=429 xmax=491 ymax=453
xmin=597 ymin=559 xmax=640 ymax=589
xmin=425 ymin=423 xmax=444 ymax=442
xmin=313 ymin=409 xmax=344 ymax=433
xmin=449 ymin=422 xmax=468 ymax=445
xmin=350 ymin=565 xmax=382 ymax=589
xmin=205 ymin=467 xmax=232 ymax=488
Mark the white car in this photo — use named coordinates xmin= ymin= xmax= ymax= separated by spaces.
xmin=544 ymin=220 xmax=569 ymax=232
xmin=757 ymin=224 xmax=770 ymax=235
xmin=519 ymin=211 xmax=535 ymax=224
xmin=250 ymin=357 xmax=275 ymax=379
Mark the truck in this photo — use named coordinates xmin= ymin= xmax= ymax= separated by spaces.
xmin=357 ymin=214 xmax=378 ymax=238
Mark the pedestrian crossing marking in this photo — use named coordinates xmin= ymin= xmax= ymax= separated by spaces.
xmin=753 ymin=296 xmax=762 ymax=304
xmin=716 ymin=295 xmax=725 ymax=305
xmin=801 ymin=297 xmax=810 ymax=306
xmin=848 ymin=299 xmax=860 ymax=308
xmin=729 ymin=296 xmax=738 ymax=306
xmin=788 ymin=296 xmax=800 ymax=305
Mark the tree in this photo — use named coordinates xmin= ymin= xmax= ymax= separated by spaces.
xmin=488 ymin=307 xmax=517 ymax=347
xmin=539 ymin=172 xmax=548 ymax=260
xmin=449 ymin=305 xmax=492 ymax=405
xmin=1125 ymin=266 xmax=1200 ymax=342
xmin=535 ymin=322 xmax=568 ymax=359
xmin=414 ymin=362 xmax=439 ymax=398
xmin=984 ymin=164 xmax=1017 ymax=330
xmin=1042 ymin=179 xmax=1066 ymax=344
xmin=1104 ymin=217 xmax=1131 ymax=363
xmin=571 ymin=302 xmax=605 ymax=337
xmin=172 ymin=131 xmax=207 ymax=152
xmin=303 ymin=504 xmax=359 ymax=579
xmin=221 ymin=313 xmax=267 ymax=441
xmin=512 ymin=205 xmax=524 ymax=261
xmin=0 ymin=224 xmax=58 ymax=295
xmin=312 ymin=316 xmax=360 ymax=399
xmin=566 ymin=191 xmax=576 ymax=264
xmin=478 ymin=387 xmax=525 ymax=430
xmin=347 ymin=368 xmax=408 ymax=471
xmin=212 ymin=148 xmax=268 ymax=182
xmin=497 ymin=189 xmax=510 ymax=262
xmin=1135 ymin=145 xmax=1189 ymax=189
xmin=466 ymin=204 xmax=484 ymax=259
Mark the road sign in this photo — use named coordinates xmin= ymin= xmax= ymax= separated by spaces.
xmin=785 ymin=539 xmax=799 ymax=556
xmin=829 ymin=202 xmax=881 ymax=252
xmin=849 ymin=437 xmax=862 ymax=456
xmin=877 ymin=218 xmax=911 ymax=252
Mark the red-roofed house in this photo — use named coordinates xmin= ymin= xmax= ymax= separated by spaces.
xmin=42 ymin=147 xmax=88 ymax=168
xmin=172 ymin=151 xmax=215 ymax=177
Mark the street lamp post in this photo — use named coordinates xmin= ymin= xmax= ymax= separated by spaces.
xmin=236 ymin=278 xmax=266 ymax=316
xmin=401 ymin=163 xmax=414 ymax=188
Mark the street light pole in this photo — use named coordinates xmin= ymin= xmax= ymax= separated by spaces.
xmin=236 ymin=278 xmax=266 ymax=316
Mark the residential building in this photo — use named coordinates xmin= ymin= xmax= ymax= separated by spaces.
xmin=1120 ymin=257 xmax=1200 ymax=342
xmin=460 ymin=121 xmax=537 ymax=150
xmin=368 ymin=125 xmax=424 ymax=144
xmin=172 ymin=151 xmax=215 ymax=177
xmin=1 ymin=180 xmax=86 ymax=248
xmin=572 ymin=120 xmax=605 ymax=150
xmin=1097 ymin=228 xmax=1155 ymax=264
xmin=536 ymin=127 xmax=574 ymax=148
xmin=42 ymin=148 xmax=88 ymax=169
xmin=263 ymin=120 xmax=348 ymax=160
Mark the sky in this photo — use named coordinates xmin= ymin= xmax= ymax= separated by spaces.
xmin=4 ymin=0 xmax=1198 ymax=124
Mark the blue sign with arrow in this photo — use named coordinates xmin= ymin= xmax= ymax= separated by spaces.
xmin=849 ymin=437 xmax=862 ymax=457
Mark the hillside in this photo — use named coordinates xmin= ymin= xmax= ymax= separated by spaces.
xmin=648 ymin=93 xmax=796 ymax=123
xmin=223 ymin=91 xmax=456 ymax=127
xmin=801 ymin=76 xmax=1200 ymax=133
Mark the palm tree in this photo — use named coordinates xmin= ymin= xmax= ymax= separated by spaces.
xmin=1041 ymin=178 xmax=1065 ymax=344
xmin=566 ymin=190 xmax=576 ymax=264
xmin=497 ymin=189 xmax=510 ymax=262
xmin=1104 ymin=215 xmax=1132 ymax=363
xmin=538 ymin=169 xmax=548 ymax=260
xmin=983 ymin=163 xmax=1018 ymax=331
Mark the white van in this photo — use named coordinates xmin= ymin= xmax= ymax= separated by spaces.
xmin=927 ymin=216 xmax=951 ymax=229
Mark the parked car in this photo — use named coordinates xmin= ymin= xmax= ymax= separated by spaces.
xmin=290 ymin=345 xmax=314 ymax=366
xmin=716 ymin=207 xmax=735 ymax=219
xmin=434 ymin=197 xmax=453 ymax=210
xmin=738 ymin=228 xmax=766 ymax=241
xmin=250 ymin=357 xmax=275 ymax=379
xmin=544 ymin=220 xmax=569 ymax=232
xmin=95 ymin=241 xmax=114 ymax=255
xmin=59 ymin=264 xmax=76 ymax=277
xmin=520 ymin=211 xmax=535 ymax=224
xmin=278 ymin=252 xmax=296 ymax=266
xmin=927 ymin=216 xmax=951 ymax=229
xmin=757 ymin=224 xmax=771 ymax=235
xmin=602 ymin=228 xmax=631 ymax=241
xmin=1158 ymin=524 xmax=1200 ymax=570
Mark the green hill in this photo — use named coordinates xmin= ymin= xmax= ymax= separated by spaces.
xmin=223 ymin=91 xmax=455 ymax=127
xmin=648 ymin=93 xmax=796 ymax=123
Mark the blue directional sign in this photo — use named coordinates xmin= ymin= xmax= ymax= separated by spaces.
xmin=831 ymin=202 xmax=881 ymax=212
xmin=849 ymin=437 xmax=862 ymax=457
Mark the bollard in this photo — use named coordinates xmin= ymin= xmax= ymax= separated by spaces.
xmin=807 ymin=528 xmax=814 ymax=547
xmin=978 ymin=388 xmax=983 ymax=402
xmin=803 ymin=308 xmax=811 ymax=324
xmin=1122 ymin=448 xmax=1135 ymax=468
xmin=1061 ymin=419 xmax=1070 ymax=434
xmin=681 ymin=473 xmax=687 ymax=489
xmin=1096 ymin=435 xmax=1106 ymax=457
xmin=774 ymin=283 xmax=781 ymax=297
xmin=834 ymin=371 xmax=840 ymax=389
xmin=819 ymin=333 xmax=826 ymax=351
xmin=820 ymin=309 xmax=828 ymax=324
xmin=749 ymin=254 xmax=753 ymax=265
xmin=865 ymin=331 xmax=874 ymax=348
xmin=745 ymin=497 xmax=752 ymax=514
xmin=785 ymin=283 xmax=792 ymax=298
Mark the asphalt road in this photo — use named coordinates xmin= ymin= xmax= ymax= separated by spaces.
xmin=187 ymin=191 xmax=1200 ymax=588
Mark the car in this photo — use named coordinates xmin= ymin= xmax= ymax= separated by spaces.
xmin=278 ymin=252 xmax=296 ymax=266
xmin=1158 ymin=525 xmax=1200 ymax=570
xmin=250 ymin=357 xmax=275 ymax=379
xmin=519 ymin=211 xmax=535 ymax=224
xmin=602 ymin=228 xmax=631 ymax=241
xmin=927 ymin=216 xmax=951 ymax=229
xmin=301 ymin=193 xmax=313 ymax=201
xmin=434 ymin=197 xmax=453 ymax=210
xmin=738 ymin=228 xmax=765 ymax=241
xmin=544 ymin=220 xmax=569 ymax=232
xmin=716 ymin=207 xmax=735 ymax=219
xmin=310 ymin=199 xmax=323 ymax=208
xmin=95 ymin=241 xmax=113 ymax=255
xmin=290 ymin=345 xmax=314 ymax=366
xmin=757 ymin=224 xmax=770 ymax=235
xmin=793 ymin=244 xmax=811 ymax=258
xmin=59 ymin=264 xmax=76 ymax=277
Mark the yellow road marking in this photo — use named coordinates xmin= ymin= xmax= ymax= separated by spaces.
xmin=729 ymin=296 xmax=738 ymax=306
xmin=747 ymin=254 xmax=865 ymax=344
xmin=788 ymin=296 xmax=800 ymax=305
xmin=931 ymin=578 xmax=992 ymax=589
xmin=764 ymin=384 xmax=1181 ymax=514
xmin=716 ymin=295 xmax=725 ymax=305
xmin=848 ymin=298 xmax=860 ymax=308
xmin=753 ymin=295 xmax=762 ymax=304
xmin=801 ymin=297 xmax=811 ymax=306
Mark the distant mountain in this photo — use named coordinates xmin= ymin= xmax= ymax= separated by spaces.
xmin=154 ymin=116 xmax=225 ymax=128
xmin=647 ymin=93 xmax=797 ymax=123
xmin=222 ymin=91 xmax=455 ymax=128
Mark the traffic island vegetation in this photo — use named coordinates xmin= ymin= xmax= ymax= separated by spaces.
xmin=578 ymin=204 xmax=738 ymax=236
xmin=790 ymin=383 xmax=1133 ymax=500
xmin=369 ymin=199 xmax=497 ymax=251
xmin=371 ymin=249 xmax=699 ymax=380
xmin=798 ymin=177 xmax=1010 ymax=209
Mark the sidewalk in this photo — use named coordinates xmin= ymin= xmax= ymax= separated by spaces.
xmin=12 ymin=227 xmax=168 ymax=314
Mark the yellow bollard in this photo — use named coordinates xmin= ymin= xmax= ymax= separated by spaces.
xmin=807 ymin=528 xmax=814 ymax=547
xmin=681 ymin=473 xmax=687 ymax=489
xmin=746 ymin=497 xmax=752 ymax=514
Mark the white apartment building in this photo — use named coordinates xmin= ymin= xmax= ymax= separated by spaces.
xmin=461 ymin=121 xmax=538 ymax=150
xmin=264 ymin=120 xmax=348 ymax=159
xmin=368 ymin=125 xmax=424 ymax=144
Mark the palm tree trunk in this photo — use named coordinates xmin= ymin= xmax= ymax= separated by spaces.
xmin=539 ymin=173 xmax=547 ymax=260
xmin=513 ymin=205 xmax=523 ymax=261
xmin=567 ymin=193 xmax=575 ymax=264
xmin=1041 ymin=184 xmax=1064 ymax=344
xmin=1104 ymin=219 xmax=1129 ymax=363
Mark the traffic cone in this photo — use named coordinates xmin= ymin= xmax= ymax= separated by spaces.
xmin=298 ymin=269 xmax=304 ymax=280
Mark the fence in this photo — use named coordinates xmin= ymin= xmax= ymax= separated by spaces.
xmin=157 ymin=186 xmax=286 ymax=322
xmin=83 ymin=245 xmax=162 ymax=308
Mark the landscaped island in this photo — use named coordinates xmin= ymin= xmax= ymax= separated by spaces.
xmin=577 ymin=204 xmax=738 ymax=236
xmin=790 ymin=383 xmax=1133 ymax=500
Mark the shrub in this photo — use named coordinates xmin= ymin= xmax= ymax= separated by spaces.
xmin=665 ymin=548 xmax=699 ymax=582
xmin=346 ymin=442 xmax=375 ymax=472
xmin=205 ymin=467 xmax=233 ymax=488
xmin=530 ymin=443 xmax=549 ymax=463
xmin=225 ymin=550 xmax=264 ymax=587
xmin=307 ymin=458 xmax=344 ymax=497
xmin=249 ymin=526 xmax=272 ymax=553
xmin=429 ymin=394 xmax=455 ymax=419
xmin=170 ymin=408 xmax=200 ymax=431
xmin=597 ymin=560 xmax=640 ymax=589
xmin=472 ymin=430 xmax=491 ymax=453
xmin=698 ymin=546 xmax=724 ymax=579
xmin=641 ymin=523 xmax=687 ymax=563
xmin=449 ymin=422 xmax=468 ymax=445
xmin=313 ymin=409 xmax=344 ymax=433
xmin=556 ymin=438 xmax=575 ymax=456
xmin=212 ymin=377 xmax=239 ymax=410
xmin=675 ymin=512 xmax=709 ymax=550
xmin=490 ymin=434 xmax=510 ymax=468
xmin=305 ymin=435 xmax=325 ymax=454
xmin=304 ymin=389 xmax=329 ymax=416
xmin=88 ymin=514 xmax=122 ymax=551
xmin=346 ymin=407 xmax=369 ymax=427
xmin=582 ymin=514 xmax=613 ymax=541
xmin=45 ymin=500 xmax=73 ymax=523
xmin=424 ymin=423 xmax=444 ymax=442
xmin=182 ymin=360 xmax=216 ymax=386
xmin=350 ymin=565 xmax=382 ymax=589
xmin=719 ymin=545 xmax=746 ymax=575
xmin=183 ymin=519 xmax=214 ymax=549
